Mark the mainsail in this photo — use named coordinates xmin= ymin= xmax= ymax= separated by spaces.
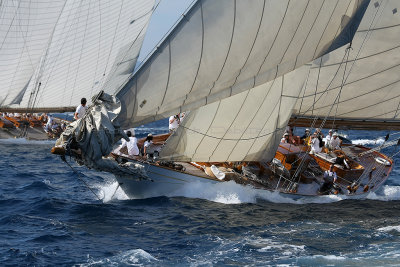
xmin=116 ymin=0 xmax=369 ymax=130
xmin=292 ymin=0 xmax=400 ymax=130
xmin=0 ymin=0 xmax=67 ymax=106
xmin=0 ymin=0 xmax=155 ymax=111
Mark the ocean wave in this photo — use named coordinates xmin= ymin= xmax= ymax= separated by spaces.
xmin=352 ymin=138 xmax=385 ymax=146
xmin=0 ymin=138 xmax=55 ymax=145
xmin=109 ymin=180 xmax=400 ymax=205
xmin=82 ymin=249 xmax=158 ymax=266
xmin=95 ymin=181 xmax=129 ymax=203
xmin=366 ymin=185 xmax=400 ymax=201
xmin=377 ymin=225 xmax=400 ymax=233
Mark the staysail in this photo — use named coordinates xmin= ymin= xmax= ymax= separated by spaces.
xmin=1 ymin=0 xmax=155 ymax=112
xmin=160 ymin=65 xmax=309 ymax=162
xmin=115 ymin=0 xmax=369 ymax=130
xmin=292 ymin=0 xmax=400 ymax=130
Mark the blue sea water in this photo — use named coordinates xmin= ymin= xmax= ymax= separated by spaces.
xmin=1 ymin=127 xmax=400 ymax=266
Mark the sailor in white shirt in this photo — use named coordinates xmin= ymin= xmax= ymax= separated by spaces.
xmin=325 ymin=129 xmax=333 ymax=147
xmin=74 ymin=98 xmax=88 ymax=120
xmin=329 ymin=132 xmax=342 ymax=150
xmin=169 ymin=114 xmax=180 ymax=132
xmin=310 ymin=134 xmax=322 ymax=154
xmin=44 ymin=114 xmax=54 ymax=133
xmin=120 ymin=130 xmax=139 ymax=156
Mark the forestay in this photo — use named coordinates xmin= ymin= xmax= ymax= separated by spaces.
xmin=293 ymin=0 xmax=400 ymax=125
xmin=2 ymin=0 xmax=155 ymax=110
xmin=116 ymin=0 xmax=369 ymax=129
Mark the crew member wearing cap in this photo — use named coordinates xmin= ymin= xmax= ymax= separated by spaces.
xmin=281 ymin=132 xmax=290 ymax=143
xmin=325 ymin=129 xmax=334 ymax=148
xmin=329 ymin=132 xmax=342 ymax=150
xmin=74 ymin=97 xmax=88 ymax=120
xmin=301 ymin=128 xmax=311 ymax=145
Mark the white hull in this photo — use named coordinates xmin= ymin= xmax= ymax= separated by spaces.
xmin=115 ymin=163 xmax=219 ymax=199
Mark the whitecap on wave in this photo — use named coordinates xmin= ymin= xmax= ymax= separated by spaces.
xmin=377 ymin=225 xmax=400 ymax=232
xmin=81 ymin=249 xmax=158 ymax=266
xmin=95 ymin=181 xmax=129 ymax=203
xmin=366 ymin=185 xmax=400 ymax=201
xmin=352 ymin=138 xmax=385 ymax=146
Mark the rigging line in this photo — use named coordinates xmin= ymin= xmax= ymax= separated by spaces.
xmin=292 ymin=0 xmax=385 ymax=120
xmin=89 ymin=0 xmax=103 ymax=98
xmin=62 ymin=156 xmax=102 ymax=202
xmin=291 ymin=48 xmax=349 ymax=119
xmin=331 ymin=46 xmax=351 ymax=130
xmin=28 ymin=0 xmax=70 ymax=109
xmin=68 ymin=0 xmax=92 ymax=107
xmin=311 ymin=57 xmax=323 ymax=116
xmin=340 ymin=0 xmax=386 ymax=87
xmin=102 ymin=0 xmax=124 ymax=77
xmin=103 ymin=1 xmax=158 ymax=92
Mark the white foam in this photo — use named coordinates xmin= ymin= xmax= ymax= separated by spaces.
xmin=352 ymin=138 xmax=385 ymax=146
xmin=163 ymin=180 xmax=351 ymax=205
xmin=81 ymin=249 xmax=158 ymax=266
xmin=95 ymin=181 xmax=129 ymax=202
xmin=377 ymin=225 xmax=400 ymax=232
xmin=366 ymin=185 xmax=400 ymax=201
xmin=0 ymin=138 xmax=55 ymax=145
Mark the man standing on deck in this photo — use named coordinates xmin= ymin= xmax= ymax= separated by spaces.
xmin=74 ymin=98 xmax=87 ymax=120
xmin=120 ymin=130 xmax=139 ymax=157
xmin=169 ymin=114 xmax=180 ymax=132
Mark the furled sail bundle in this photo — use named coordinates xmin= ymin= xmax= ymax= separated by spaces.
xmin=1 ymin=0 xmax=155 ymax=112
xmin=116 ymin=0 xmax=369 ymax=131
xmin=292 ymin=0 xmax=400 ymax=130
xmin=0 ymin=0 xmax=67 ymax=106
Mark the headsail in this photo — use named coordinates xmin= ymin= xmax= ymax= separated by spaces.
xmin=116 ymin=0 xmax=369 ymax=129
xmin=293 ymin=0 xmax=400 ymax=130
xmin=160 ymin=65 xmax=309 ymax=162
xmin=1 ymin=0 xmax=155 ymax=112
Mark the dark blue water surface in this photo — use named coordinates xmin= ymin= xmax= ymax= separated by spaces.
xmin=1 ymin=128 xmax=400 ymax=266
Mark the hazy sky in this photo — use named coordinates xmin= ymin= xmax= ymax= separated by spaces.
xmin=138 ymin=0 xmax=194 ymax=61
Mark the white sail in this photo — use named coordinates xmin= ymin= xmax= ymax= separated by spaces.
xmin=160 ymin=65 xmax=309 ymax=162
xmin=0 ymin=0 xmax=67 ymax=106
xmin=294 ymin=0 xmax=400 ymax=125
xmin=4 ymin=0 xmax=155 ymax=110
xmin=116 ymin=0 xmax=369 ymax=129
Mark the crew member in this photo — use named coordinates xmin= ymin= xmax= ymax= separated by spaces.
xmin=329 ymin=132 xmax=342 ymax=151
xmin=74 ymin=98 xmax=87 ymax=120
xmin=169 ymin=114 xmax=180 ymax=132
xmin=120 ymin=130 xmax=139 ymax=157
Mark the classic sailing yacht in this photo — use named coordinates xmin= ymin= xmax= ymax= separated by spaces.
xmin=1 ymin=0 xmax=398 ymax=198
